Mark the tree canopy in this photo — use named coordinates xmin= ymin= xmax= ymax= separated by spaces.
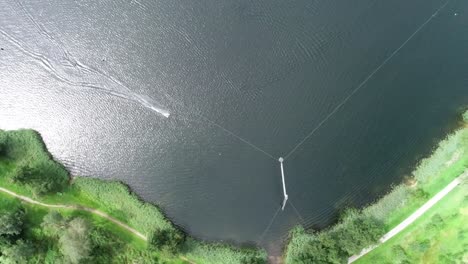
xmin=0 ymin=239 xmax=34 ymax=264
xmin=59 ymin=217 xmax=92 ymax=264
xmin=0 ymin=206 xmax=25 ymax=237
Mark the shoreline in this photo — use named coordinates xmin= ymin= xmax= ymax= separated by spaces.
xmin=0 ymin=129 xmax=266 ymax=264
xmin=0 ymin=110 xmax=466 ymax=263
xmin=284 ymin=110 xmax=468 ymax=263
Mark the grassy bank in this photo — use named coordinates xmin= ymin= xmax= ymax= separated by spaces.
xmin=0 ymin=129 xmax=266 ymax=263
xmin=357 ymin=174 xmax=468 ymax=263
xmin=285 ymin=110 xmax=468 ymax=264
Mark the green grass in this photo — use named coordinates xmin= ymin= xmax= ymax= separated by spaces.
xmin=0 ymin=129 xmax=266 ymax=264
xmin=285 ymin=112 xmax=468 ymax=264
xmin=356 ymin=178 xmax=468 ymax=264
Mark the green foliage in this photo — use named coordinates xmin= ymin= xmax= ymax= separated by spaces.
xmin=463 ymin=110 xmax=468 ymax=122
xmin=0 ymin=206 xmax=25 ymax=237
xmin=363 ymin=185 xmax=411 ymax=222
xmin=184 ymin=238 xmax=267 ymax=264
xmin=59 ymin=218 xmax=92 ymax=264
xmin=391 ymin=245 xmax=408 ymax=263
xmin=41 ymin=211 xmax=66 ymax=236
xmin=334 ymin=213 xmax=385 ymax=256
xmin=0 ymin=132 xmax=7 ymax=156
xmin=412 ymin=129 xmax=466 ymax=184
xmin=148 ymin=228 xmax=186 ymax=254
xmin=241 ymin=254 xmax=267 ymax=264
xmin=409 ymin=239 xmax=430 ymax=253
xmin=0 ymin=130 xmax=68 ymax=195
xmin=73 ymin=178 xmax=173 ymax=234
xmin=11 ymin=160 xmax=68 ymax=195
xmin=0 ymin=239 xmax=34 ymax=264
xmin=300 ymin=233 xmax=343 ymax=264
xmin=286 ymin=207 xmax=385 ymax=264
xmin=43 ymin=249 xmax=62 ymax=264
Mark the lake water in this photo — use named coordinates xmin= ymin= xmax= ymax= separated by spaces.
xmin=1 ymin=0 xmax=467 ymax=256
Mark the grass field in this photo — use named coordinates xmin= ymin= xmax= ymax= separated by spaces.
xmin=0 ymin=129 xmax=266 ymax=263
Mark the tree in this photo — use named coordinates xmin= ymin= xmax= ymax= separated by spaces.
xmin=335 ymin=215 xmax=385 ymax=256
xmin=0 ymin=239 xmax=34 ymax=264
xmin=148 ymin=228 xmax=186 ymax=254
xmin=59 ymin=218 xmax=91 ymax=264
xmin=41 ymin=211 xmax=66 ymax=236
xmin=302 ymin=235 xmax=343 ymax=264
xmin=0 ymin=207 xmax=25 ymax=237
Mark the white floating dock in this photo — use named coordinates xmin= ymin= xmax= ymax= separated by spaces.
xmin=279 ymin=157 xmax=288 ymax=210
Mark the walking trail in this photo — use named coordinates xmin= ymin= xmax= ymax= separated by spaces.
xmin=0 ymin=186 xmax=147 ymax=240
xmin=0 ymin=186 xmax=197 ymax=264
xmin=348 ymin=172 xmax=466 ymax=263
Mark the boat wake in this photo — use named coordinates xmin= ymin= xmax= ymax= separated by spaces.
xmin=2 ymin=0 xmax=170 ymax=118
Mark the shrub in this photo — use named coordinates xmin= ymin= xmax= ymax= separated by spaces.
xmin=391 ymin=245 xmax=408 ymax=263
xmin=148 ymin=228 xmax=185 ymax=254
xmin=409 ymin=239 xmax=430 ymax=253
xmin=0 ymin=239 xmax=34 ymax=264
xmin=463 ymin=110 xmax=468 ymax=122
xmin=41 ymin=211 xmax=66 ymax=236
xmin=0 ymin=206 xmax=25 ymax=237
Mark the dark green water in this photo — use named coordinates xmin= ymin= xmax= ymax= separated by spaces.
xmin=1 ymin=0 xmax=467 ymax=255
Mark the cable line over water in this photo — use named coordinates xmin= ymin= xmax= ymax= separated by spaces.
xmin=258 ymin=206 xmax=282 ymax=243
xmin=164 ymin=95 xmax=277 ymax=161
xmin=282 ymin=0 xmax=451 ymax=161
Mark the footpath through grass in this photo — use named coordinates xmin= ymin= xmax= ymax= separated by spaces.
xmin=285 ymin=111 xmax=468 ymax=264
xmin=0 ymin=129 xmax=266 ymax=264
xmin=356 ymin=175 xmax=468 ymax=263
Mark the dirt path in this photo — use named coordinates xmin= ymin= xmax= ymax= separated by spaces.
xmin=0 ymin=186 xmax=199 ymax=263
xmin=0 ymin=186 xmax=148 ymax=239
xmin=348 ymin=173 xmax=465 ymax=263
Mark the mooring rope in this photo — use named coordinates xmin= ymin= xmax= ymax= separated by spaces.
xmin=282 ymin=0 xmax=451 ymax=161
xmin=258 ymin=206 xmax=282 ymax=243
xmin=289 ymin=199 xmax=306 ymax=225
